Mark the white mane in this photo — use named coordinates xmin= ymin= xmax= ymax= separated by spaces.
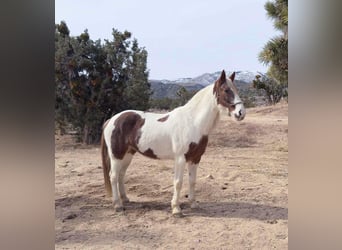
xmin=176 ymin=84 xmax=220 ymax=135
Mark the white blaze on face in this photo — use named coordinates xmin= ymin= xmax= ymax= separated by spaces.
xmin=226 ymin=80 xmax=246 ymax=121
xmin=233 ymin=101 xmax=246 ymax=121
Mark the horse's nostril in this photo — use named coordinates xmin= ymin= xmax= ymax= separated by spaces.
xmin=235 ymin=110 xmax=244 ymax=120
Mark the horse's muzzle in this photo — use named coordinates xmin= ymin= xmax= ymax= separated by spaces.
xmin=234 ymin=109 xmax=245 ymax=121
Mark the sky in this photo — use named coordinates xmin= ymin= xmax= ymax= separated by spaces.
xmin=55 ymin=0 xmax=279 ymax=80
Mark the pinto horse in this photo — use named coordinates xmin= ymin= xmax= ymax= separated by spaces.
xmin=101 ymin=70 xmax=246 ymax=215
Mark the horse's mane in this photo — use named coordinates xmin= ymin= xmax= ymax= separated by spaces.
xmin=181 ymin=84 xmax=214 ymax=110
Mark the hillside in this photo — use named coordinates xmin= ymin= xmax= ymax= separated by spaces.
xmin=149 ymin=80 xmax=203 ymax=99
xmin=149 ymin=70 xmax=265 ymax=104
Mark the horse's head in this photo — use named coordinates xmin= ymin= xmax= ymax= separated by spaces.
xmin=213 ymin=70 xmax=246 ymax=121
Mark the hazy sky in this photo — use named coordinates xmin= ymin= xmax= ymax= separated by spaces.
xmin=55 ymin=0 xmax=278 ymax=80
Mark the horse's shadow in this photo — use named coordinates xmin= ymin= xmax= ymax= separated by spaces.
xmin=122 ymin=200 xmax=287 ymax=221
xmin=56 ymin=195 xmax=287 ymax=221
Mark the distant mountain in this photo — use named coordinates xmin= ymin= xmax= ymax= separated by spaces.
xmin=154 ymin=70 xmax=263 ymax=87
xmin=149 ymin=80 xmax=204 ymax=99
xmin=149 ymin=70 xmax=264 ymax=100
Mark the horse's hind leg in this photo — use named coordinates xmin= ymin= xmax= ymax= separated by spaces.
xmin=118 ymin=153 xmax=133 ymax=204
xmin=109 ymin=157 xmax=124 ymax=211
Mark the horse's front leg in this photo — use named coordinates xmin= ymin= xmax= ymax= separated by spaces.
xmin=171 ymin=156 xmax=186 ymax=215
xmin=188 ymin=163 xmax=199 ymax=208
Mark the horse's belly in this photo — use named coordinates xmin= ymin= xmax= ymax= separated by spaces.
xmin=138 ymin=136 xmax=174 ymax=160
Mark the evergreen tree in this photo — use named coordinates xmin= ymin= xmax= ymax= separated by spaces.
xmin=55 ymin=21 xmax=74 ymax=134
xmin=55 ymin=22 xmax=152 ymax=144
xmin=102 ymin=29 xmax=132 ymax=113
xmin=123 ymin=39 xmax=151 ymax=110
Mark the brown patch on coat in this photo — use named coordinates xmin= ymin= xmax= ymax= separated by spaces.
xmin=142 ymin=148 xmax=158 ymax=159
xmin=184 ymin=135 xmax=209 ymax=164
xmin=111 ymin=112 xmax=159 ymax=160
xmin=157 ymin=115 xmax=169 ymax=122
xmin=213 ymin=70 xmax=236 ymax=112
xmin=111 ymin=112 xmax=145 ymax=159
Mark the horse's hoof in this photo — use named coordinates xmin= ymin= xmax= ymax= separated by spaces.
xmin=113 ymin=200 xmax=124 ymax=212
xmin=172 ymin=205 xmax=182 ymax=215
xmin=121 ymin=197 xmax=130 ymax=204
xmin=114 ymin=206 xmax=124 ymax=212
xmin=172 ymin=212 xmax=185 ymax=218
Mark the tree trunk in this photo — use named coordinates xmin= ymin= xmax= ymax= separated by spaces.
xmin=83 ymin=125 xmax=90 ymax=144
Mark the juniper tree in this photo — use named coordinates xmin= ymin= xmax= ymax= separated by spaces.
xmin=55 ymin=22 xmax=152 ymax=143
xmin=123 ymin=39 xmax=151 ymax=111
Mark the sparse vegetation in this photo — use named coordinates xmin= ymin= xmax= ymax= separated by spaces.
xmin=252 ymin=74 xmax=286 ymax=105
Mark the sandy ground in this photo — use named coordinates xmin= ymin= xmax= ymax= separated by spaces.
xmin=55 ymin=103 xmax=288 ymax=249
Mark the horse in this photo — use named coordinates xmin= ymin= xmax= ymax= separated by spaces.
xmin=101 ymin=70 xmax=246 ymax=215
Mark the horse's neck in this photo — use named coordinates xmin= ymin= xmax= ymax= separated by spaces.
xmin=182 ymin=84 xmax=220 ymax=135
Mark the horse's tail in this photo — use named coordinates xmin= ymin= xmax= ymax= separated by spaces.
xmin=101 ymin=120 xmax=112 ymax=197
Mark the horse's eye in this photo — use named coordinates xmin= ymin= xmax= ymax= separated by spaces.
xmin=230 ymin=104 xmax=236 ymax=109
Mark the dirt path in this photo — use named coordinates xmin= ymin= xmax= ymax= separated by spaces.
xmin=55 ymin=103 xmax=288 ymax=249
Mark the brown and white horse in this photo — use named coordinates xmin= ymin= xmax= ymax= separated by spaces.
xmin=101 ymin=70 xmax=246 ymax=215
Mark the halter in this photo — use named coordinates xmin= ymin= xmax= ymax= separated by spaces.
xmin=228 ymin=101 xmax=242 ymax=107
xmin=228 ymin=101 xmax=243 ymax=116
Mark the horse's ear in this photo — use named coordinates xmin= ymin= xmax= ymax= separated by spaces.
xmin=218 ymin=70 xmax=226 ymax=85
xmin=229 ymin=72 xmax=236 ymax=82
